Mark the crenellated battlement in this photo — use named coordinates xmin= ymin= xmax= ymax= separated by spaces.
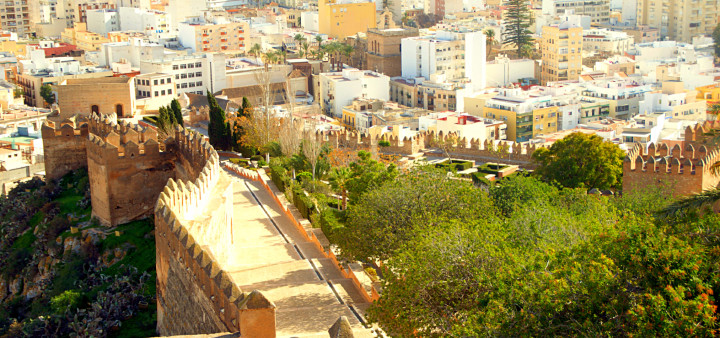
xmin=623 ymin=140 xmax=720 ymax=196
xmin=321 ymin=129 xmax=541 ymax=165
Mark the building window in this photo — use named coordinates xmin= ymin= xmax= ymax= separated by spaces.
xmin=154 ymin=91 xmax=158 ymax=96
xmin=91 ymin=105 xmax=99 ymax=114
xmin=116 ymin=104 xmax=123 ymax=116
xmin=161 ymin=90 xmax=166 ymax=95
xmin=172 ymin=65 xmax=178 ymax=70
xmin=154 ymin=79 xmax=158 ymax=85
xmin=196 ymin=62 xmax=201 ymax=67
xmin=196 ymin=81 xmax=202 ymax=86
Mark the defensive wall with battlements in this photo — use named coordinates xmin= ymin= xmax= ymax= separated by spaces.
xmin=623 ymin=122 xmax=720 ymax=196
xmin=321 ymin=129 xmax=541 ymax=167
xmin=42 ymin=114 xmax=276 ymax=336
xmin=154 ymin=129 xmax=275 ymax=337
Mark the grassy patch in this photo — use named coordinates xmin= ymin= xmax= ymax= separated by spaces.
xmin=11 ymin=230 xmax=36 ymax=250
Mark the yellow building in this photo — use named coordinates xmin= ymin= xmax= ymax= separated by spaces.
xmin=481 ymin=87 xmax=559 ymax=142
xmin=696 ymin=83 xmax=720 ymax=106
xmin=540 ymin=21 xmax=583 ymax=85
xmin=319 ymin=0 xmax=376 ymax=40
xmin=61 ymin=22 xmax=110 ymax=52
xmin=0 ymin=40 xmax=28 ymax=57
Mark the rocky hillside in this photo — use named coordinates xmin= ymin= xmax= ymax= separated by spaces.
xmin=0 ymin=169 xmax=157 ymax=337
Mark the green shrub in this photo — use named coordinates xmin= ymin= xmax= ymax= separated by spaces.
xmin=50 ymin=290 xmax=82 ymax=314
xmin=250 ymin=155 xmax=263 ymax=161
xmin=378 ymin=140 xmax=391 ymax=147
xmin=296 ymin=171 xmax=312 ymax=183
xmin=142 ymin=116 xmax=158 ymax=124
xmin=435 ymin=159 xmax=473 ymax=172
xmin=229 ymin=158 xmax=250 ymax=167
xmin=269 ymin=165 xmax=290 ymax=191
xmin=319 ymin=208 xmax=345 ymax=241
xmin=292 ymin=186 xmax=315 ymax=219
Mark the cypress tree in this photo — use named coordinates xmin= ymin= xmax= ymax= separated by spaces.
xmin=207 ymin=91 xmax=228 ymax=150
xmin=171 ymin=99 xmax=184 ymax=127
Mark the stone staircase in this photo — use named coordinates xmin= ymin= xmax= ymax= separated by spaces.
xmin=223 ymin=169 xmax=374 ymax=337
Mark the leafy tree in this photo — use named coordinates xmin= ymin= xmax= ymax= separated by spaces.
xmin=156 ymin=106 xmax=174 ymax=135
xmin=207 ymin=91 xmax=229 ymax=150
xmin=345 ymin=150 xmax=397 ymax=203
xmin=532 ymin=132 xmax=624 ymax=190
xmin=40 ymin=84 xmax=55 ymax=105
xmin=339 ymin=167 xmax=493 ymax=261
xmin=170 ymin=98 xmax=183 ymax=127
xmin=502 ymin=0 xmax=534 ymax=58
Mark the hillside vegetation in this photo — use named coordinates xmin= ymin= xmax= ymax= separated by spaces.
xmin=0 ymin=169 xmax=156 ymax=337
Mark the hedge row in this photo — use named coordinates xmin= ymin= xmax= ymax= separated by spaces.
xmin=319 ymin=208 xmax=345 ymax=242
xmin=292 ymin=186 xmax=315 ymax=219
xmin=435 ymin=159 xmax=473 ymax=172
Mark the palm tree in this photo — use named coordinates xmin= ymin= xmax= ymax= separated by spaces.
xmin=302 ymin=41 xmax=310 ymax=59
xmin=249 ymin=43 xmax=262 ymax=61
xmin=262 ymin=50 xmax=278 ymax=64
xmin=484 ymin=28 xmax=495 ymax=59
xmin=315 ymin=35 xmax=323 ymax=51
xmin=328 ymin=167 xmax=352 ymax=210
xmin=293 ymin=33 xmax=306 ymax=56
xmin=340 ymin=44 xmax=354 ymax=67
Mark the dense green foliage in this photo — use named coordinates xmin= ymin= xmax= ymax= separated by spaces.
xmin=39 ymin=84 xmax=55 ymax=105
xmin=170 ymin=98 xmax=183 ymax=127
xmin=532 ymin=133 xmax=625 ymax=190
xmin=713 ymin=22 xmax=720 ymax=57
xmin=339 ymin=168 xmax=495 ymax=261
xmin=345 ymin=168 xmax=720 ymax=336
xmin=208 ymin=91 xmax=230 ymax=150
xmin=502 ymin=0 xmax=534 ymax=58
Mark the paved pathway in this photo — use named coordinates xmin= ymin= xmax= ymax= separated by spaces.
xmin=223 ymin=169 xmax=373 ymax=337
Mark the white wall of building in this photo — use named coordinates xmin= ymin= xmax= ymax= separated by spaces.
xmin=301 ymin=11 xmax=319 ymax=32
xmin=86 ymin=10 xmax=119 ymax=36
xmin=464 ymin=30 xmax=486 ymax=90
xmin=485 ymin=57 xmax=535 ymax=87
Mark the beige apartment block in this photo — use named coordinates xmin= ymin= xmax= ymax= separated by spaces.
xmin=56 ymin=77 xmax=136 ymax=118
xmin=178 ymin=18 xmax=249 ymax=54
xmin=0 ymin=0 xmax=30 ymax=36
xmin=541 ymin=22 xmax=583 ymax=85
xmin=636 ymin=0 xmax=720 ymax=42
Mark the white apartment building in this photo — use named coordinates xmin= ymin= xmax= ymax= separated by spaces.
xmin=97 ymin=37 xmax=166 ymax=67
xmin=537 ymin=82 xmax=583 ymax=130
xmin=541 ymin=0 xmax=611 ymax=25
xmin=582 ymin=28 xmax=634 ymax=54
xmin=319 ymin=68 xmax=390 ymax=118
xmin=139 ymin=53 xmax=227 ymax=96
xmin=420 ymin=112 xmax=507 ymax=143
xmin=86 ymin=7 xmax=172 ymax=40
xmin=639 ymin=81 xmax=707 ymax=121
xmin=135 ymin=72 xmax=176 ymax=112
xmin=401 ymin=30 xmax=486 ymax=91
xmin=300 ymin=11 xmax=319 ymax=32
xmin=485 ymin=55 xmax=535 ymax=87
xmin=628 ymin=41 xmax=718 ymax=89
xmin=580 ymin=75 xmax=653 ymax=119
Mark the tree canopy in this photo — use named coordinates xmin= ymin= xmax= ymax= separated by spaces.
xmin=532 ymin=132 xmax=625 ymax=190
xmin=40 ymin=84 xmax=55 ymax=105
xmin=502 ymin=0 xmax=534 ymax=58
xmin=356 ymin=170 xmax=720 ymax=336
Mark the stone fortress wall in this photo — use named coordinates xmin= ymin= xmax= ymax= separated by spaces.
xmin=42 ymin=113 xmax=276 ymax=337
xmin=623 ymin=122 xmax=720 ymax=196
xmin=322 ymin=129 xmax=542 ymax=166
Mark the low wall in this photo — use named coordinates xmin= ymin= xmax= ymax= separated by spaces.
xmin=223 ymin=164 xmax=380 ymax=303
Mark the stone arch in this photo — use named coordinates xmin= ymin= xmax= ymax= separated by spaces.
xmin=116 ymin=104 xmax=124 ymax=117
